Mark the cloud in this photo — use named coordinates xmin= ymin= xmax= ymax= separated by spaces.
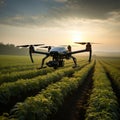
xmin=54 ymin=0 xmax=67 ymax=3
xmin=108 ymin=11 xmax=120 ymax=22
xmin=0 ymin=0 xmax=6 ymax=7
xmin=52 ymin=0 xmax=120 ymax=19
xmin=0 ymin=0 xmax=120 ymax=27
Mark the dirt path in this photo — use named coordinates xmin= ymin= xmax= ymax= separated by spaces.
xmin=51 ymin=68 xmax=94 ymax=120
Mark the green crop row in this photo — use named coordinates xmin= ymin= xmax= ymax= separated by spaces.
xmin=0 ymin=59 xmax=81 ymax=85
xmin=0 ymin=61 xmax=86 ymax=105
xmin=100 ymin=61 xmax=120 ymax=90
xmin=0 ymin=59 xmax=73 ymax=74
xmin=8 ymin=60 xmax=95 ymax=120
xmin=85 ymin=61 xmax=120 ymax=120
xmin=0 ymin=57 xmax=86 ymax=74
xmin=98 ymin=57 xmax=120 ymax=70
xmin=0 ymin=68 xmax=54 ymax=85
xmin=0 ymin=64 xmax=37 ymax=74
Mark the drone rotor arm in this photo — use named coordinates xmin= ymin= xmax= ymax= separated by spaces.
xmin=33 ymin=51 xmax=49 ymax=55
xmin=67 ymin=49 xmax=87 ymax=55
xmin=67 ymin=49 xmax=92 ymax=62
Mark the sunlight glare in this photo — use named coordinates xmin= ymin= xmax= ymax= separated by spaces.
xmin=71 ymin=31 xmax=82 ymax=43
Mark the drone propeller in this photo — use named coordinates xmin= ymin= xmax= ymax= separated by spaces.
xmin=16 ymin=44 xmax=44 ymax=48
xmin=17 ymin=44 xmax=44 ymax=63
xmin=17 ymin=45 xmax=30 ymax=47
xmin=40 ymin=46 xmax=51 ymax=48
xmin=40 ymin=45 xmax=52 ymax=52
xmin=33 ymin=44 xmax=44 ymax=46
xmin=75 ymin=42 xmax=101 ymax=44
xmin=74 ymin=42 xmax=87 ymax=45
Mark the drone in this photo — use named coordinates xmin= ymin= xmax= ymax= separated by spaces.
xmin=17 ymin=42 xmax=93 ymax=69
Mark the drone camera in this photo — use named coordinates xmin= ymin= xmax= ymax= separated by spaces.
xmin=46 ymin=61 xmax=59 ymax=68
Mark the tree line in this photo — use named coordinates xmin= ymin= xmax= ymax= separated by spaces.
xmin=0 ymin=43 xmax=28 ymax=55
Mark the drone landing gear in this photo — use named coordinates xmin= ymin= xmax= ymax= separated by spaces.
xmin=38 ymin=55 xmax=49 ymax=69
xmin=88 ymin=50 xmax=92 ymax=62
xmin=71 ymin=56 xmax=77 ymax=68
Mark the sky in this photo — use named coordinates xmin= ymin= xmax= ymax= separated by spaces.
xmin=0 ymin=0 xmax=120 ymax=52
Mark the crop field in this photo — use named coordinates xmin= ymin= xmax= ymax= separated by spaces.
xmin=0 ymin=55 xmax=120 ymax=120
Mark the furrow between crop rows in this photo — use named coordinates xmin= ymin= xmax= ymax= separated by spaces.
xmin=52 ymin=62 xmax=94 ymax=120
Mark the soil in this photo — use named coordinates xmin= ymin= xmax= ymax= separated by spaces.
xmin=51 ymin=68 xmax=94 ymax=120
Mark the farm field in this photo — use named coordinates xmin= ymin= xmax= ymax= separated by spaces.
xmin=0 ymin=55 xmax=120 ymax=120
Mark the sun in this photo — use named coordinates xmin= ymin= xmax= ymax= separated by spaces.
xmin=71 ymin=31 xmax=82 ymax=43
